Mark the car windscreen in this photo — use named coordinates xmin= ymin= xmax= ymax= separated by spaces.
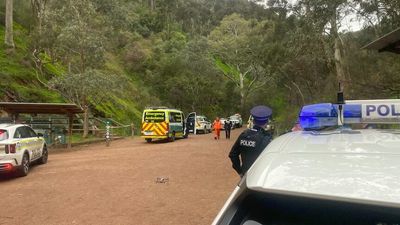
xmin=221 ymin=189 xmax=400 ymax=225
xmin=144 ymin=111 xmax=165 ymax=123
xmin=0 ymin=129 xmax=8 ymax=141
xmin=197 ymin=117 xmax=204 ymax=122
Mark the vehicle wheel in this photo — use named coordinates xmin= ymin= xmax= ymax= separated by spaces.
xmin=169 ymin=132 xmax=176 ymax=142
xmin=145 ymin=138 xmax=152 ymax=143
xmin=38 ymin=145 xmax=48 ymax=165
xmin=18 ymin=153 xmax=30 ymax=177
xmin=204 ymin=126 xmax=208 ymax=134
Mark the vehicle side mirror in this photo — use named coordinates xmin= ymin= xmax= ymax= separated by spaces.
xmin=37 ymin=133 xmax=44 ymax=137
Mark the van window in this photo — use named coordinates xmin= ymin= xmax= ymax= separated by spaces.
xmin=170 ymin=112 xmax=182 ymax=123
xmin=144 ymin=111 xmax=165 ymax=123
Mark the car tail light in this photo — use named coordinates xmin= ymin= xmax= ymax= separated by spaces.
xmin=4 ymin=163 xmax=12 ymax=171
xmin=5 ymin=144 xmax=16 ymax=154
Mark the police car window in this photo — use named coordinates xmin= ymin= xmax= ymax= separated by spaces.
xmin=0 ymin=129 xmax=8 ymax=141
xmin=14 ymin=127 xmax=28 ymax=138
xmin=21 ymin=127 xmax=32 ymax=138
xmin=26 ymin=127 xmax=37 ymax=137
xmin=144 ymin=111 xmax=165 ymax=123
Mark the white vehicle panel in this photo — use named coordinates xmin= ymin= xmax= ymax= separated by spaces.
xmin=0 ymin=124 xmax=47 ymax=175
xmin=246 ymin=130 xmax=400 ymax=207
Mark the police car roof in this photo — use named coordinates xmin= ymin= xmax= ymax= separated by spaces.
xmin=0 ymin=123 xmax=23 ymax=129
xmin=246 ymin=129 xmax=400 ymax=208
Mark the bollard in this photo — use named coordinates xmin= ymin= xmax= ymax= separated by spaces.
xmin=105 ymin=121 xmax=111 ymax=147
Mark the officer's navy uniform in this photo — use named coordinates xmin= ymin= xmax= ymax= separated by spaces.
xmin=229 ymin=126 xmax=272 ymax=175
xmin=224 ymin=120 xmax=232 ymax=139
xmin=228 ymin=105 xmax=273 ymax=176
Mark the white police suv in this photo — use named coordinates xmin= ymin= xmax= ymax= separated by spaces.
xmin=213 ymin=99 xmax=400 ymax=225
xmin=0 ymin=124 xmax=48 ymax=177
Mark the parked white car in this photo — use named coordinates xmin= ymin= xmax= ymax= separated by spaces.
xmin=0 ymin=124 xmax=48 ymax=177
xmin=195 ymin=115 xmax=212 ymax=134
xmin=229 ymin=114 xmax=242 ymax=128
xmin=212 ymin=100 xmax=400 ymax=225
xmin=186 ymin=113 xmax=212 ymax=134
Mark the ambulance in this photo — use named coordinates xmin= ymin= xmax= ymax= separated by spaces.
xmin=141 ymin=107 xmax=187 ymax=143
xmin=212 ymin=99 xmax=400 ymax=225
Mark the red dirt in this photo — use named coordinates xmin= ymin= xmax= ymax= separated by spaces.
xmin=0 ymin=129 xmax=242 ymax=225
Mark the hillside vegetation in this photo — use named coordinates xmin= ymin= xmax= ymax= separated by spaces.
xmin=0 ymin=23 xmax=148 ymax=127
xmin=1 ymin=0 xmax=400 ymax=134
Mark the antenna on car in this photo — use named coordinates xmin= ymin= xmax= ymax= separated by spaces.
xmin=337 ymin=83 xmax=345 ymax=126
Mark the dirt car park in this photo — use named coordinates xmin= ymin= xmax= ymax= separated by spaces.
xmin=0 ymin=129 xmax=241 ymax=225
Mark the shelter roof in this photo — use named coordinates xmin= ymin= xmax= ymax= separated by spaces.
xmin=362 ymin=28 xmax=400 ymax=54
xmin=0 ymin=102 xmax=83 ymax=115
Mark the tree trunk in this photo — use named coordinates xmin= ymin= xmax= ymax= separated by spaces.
xmin=31 ymin=0 xmax=47 ymax=38
xmin=334 ymin=37 xmax=346 ymax=92
xmin=83 ymin=106 xmax=89 ymax=138
xmin=5 ymin=0 xmax=15 ymax=48
xmin=149 ymin=0 xmax=155 ymax=11
xmin=239 ymin=73 xmax=245 ymax=112
xmin=330 ymin=7 xmax=345 ymax=92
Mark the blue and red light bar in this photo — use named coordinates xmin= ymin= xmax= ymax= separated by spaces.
xmin=299 ymin=100 xmax=400 ymax=130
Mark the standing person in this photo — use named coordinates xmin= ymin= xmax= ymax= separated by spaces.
xmin=213 ymin=117 xmax=222 ymax=140
xmin=224 ymin=119 xmax=232 ymax=139
xmin=229 ymin=105 xmax=273 ymax=177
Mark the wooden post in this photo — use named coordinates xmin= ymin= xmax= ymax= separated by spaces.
xmin=68 ymin=114 xmax=73 ymax=149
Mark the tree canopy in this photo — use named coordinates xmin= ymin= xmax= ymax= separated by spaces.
xmin=1 ymin=0 xmax=400 ymax=133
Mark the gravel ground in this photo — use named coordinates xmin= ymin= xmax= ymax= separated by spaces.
xmin=0 ymin=128 xmax=242 ymax=225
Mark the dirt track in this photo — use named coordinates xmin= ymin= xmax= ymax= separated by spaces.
xmin=0 ymin=129 xmax=242 ymax=225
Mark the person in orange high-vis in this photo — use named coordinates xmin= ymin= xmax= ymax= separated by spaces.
xmin=213 ymin=117 xmax=222 ymax=140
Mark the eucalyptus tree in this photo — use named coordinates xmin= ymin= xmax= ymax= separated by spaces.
xmin=208 ymin=13 xmax=275 ymax=112
xmin=292 ymin=0 xmax=360 ymax=92
xmin=4 ymin=0 xmax=14 ymax=48
xmin=48 ymin=70 xmax=128 ymax=133
xmin=39 ymin=0 xmax=107 ymax=137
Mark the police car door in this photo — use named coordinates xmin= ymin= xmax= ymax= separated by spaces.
xmin=26 ymin=126 xmax=44 ymax=160
xmin=14 ymin=127 xmax=35 ymax=160
xmin=14 ymin=126 xmax=37 ymax=161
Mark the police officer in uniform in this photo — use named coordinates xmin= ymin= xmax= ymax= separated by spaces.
xmin=229 ymin=105 xmax=273 ymax=177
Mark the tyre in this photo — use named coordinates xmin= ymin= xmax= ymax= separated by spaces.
xmin=18 ymin=153 xmax=30 ymax=177
xmin=146 ymin=138 xmax=152 ymax=143
xmin=38 ymin=145 xmax=48 ymax=165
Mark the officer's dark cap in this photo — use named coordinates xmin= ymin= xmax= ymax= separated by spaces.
xmin=250 ymin=105 xmax=272 ymax=126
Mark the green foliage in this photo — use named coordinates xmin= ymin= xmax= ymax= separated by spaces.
xmin=4 ymin=0 xmax=400 ymax=133
xmin=0 ymin=24 xmax=61 ymax=102
xmin=48 ymin=69 xmax=127 ymax=108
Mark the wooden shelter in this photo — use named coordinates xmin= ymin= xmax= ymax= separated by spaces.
xmin=0 ymin=102 xmax=83 ymax=148
xmin=363 ymin=28 xmax=400 ymax=54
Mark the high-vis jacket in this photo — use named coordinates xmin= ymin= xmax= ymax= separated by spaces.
xmin=213 ymin=120 xmax=222 ymax=130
